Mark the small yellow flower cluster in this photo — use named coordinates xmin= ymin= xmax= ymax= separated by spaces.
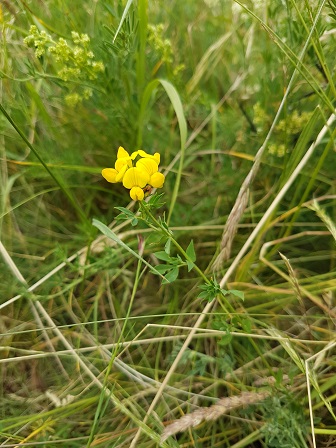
xmin=24 ymin=26 xmax=104 ymax=106
xmin=102 ymin=147 xmax=165 ymax=201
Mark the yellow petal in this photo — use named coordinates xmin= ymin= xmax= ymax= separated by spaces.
xmin=117 ymin=146 xmax=129 ymax=159
xmin=115 ymin=157 xmax=132 ymax=172
xmin=115 ymin=164 xmax=128 ymax=182
xmin=102 ymin=168 xmax=118 ymax=183
xmin=136 ymin=149 xmax=150 ymax=158
xmin=135 ymin=150 xmax=160 ymax=164
xmin=136 ymin=158 xmax=158 ymax=176
xmin=122 ymin=167 xmax=150 ymax=189
xmin=149 ymin=172 xmax=165 ymax=188
xmin=153 ymin=153 xmax=160 ymax=164
xmin=130 ymin=186 xmax=144 ymax=201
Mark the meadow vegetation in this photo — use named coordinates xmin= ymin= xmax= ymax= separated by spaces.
xmin=1 ymin=0 xmax=336 ymax=446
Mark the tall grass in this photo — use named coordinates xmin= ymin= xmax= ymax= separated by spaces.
xmin=1 ymin=1 xmax=336 ymax=447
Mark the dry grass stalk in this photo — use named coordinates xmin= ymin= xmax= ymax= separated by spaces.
xmin=279 ymin=252 xmax=305 ymax=308
xmin=212 ymin=186 xmax=250 ymax=271
xmin=161 ymin=390 xmax=270 ymax=442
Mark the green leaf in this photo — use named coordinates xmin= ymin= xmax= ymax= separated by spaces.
xmin=154 ymin=251 xmax=172 ymax=262
xmin=115 ymin=206 xmax=134 ymax=216
xmin=164 ymin=238 xmax=171 ymax=255
xmin=152 ymin=264 xmax=171 ymax=274
xmin=186 ymin=240 xmax=196 ymax=262
xmin=228 ymin=289 xmax=244 ymax=301
xmin=219 ymin=332 xmax=232 ymax=346
xmin=147 ymin=192 xmax=165 ymax=209
xmin=112 ymin=0 xmax=134 ymax=43
xmin=115 ymin=207 xmax=138 ymax=225
xmin=240 ymin=317 xmax=252 ymax=333
xmin=198 ymin=291 xmax=211 ymax=300
xmin=162 ymin=266 xmax=179 ymax=284
xmin=275 ymin=369 xmax=283 ymax=386
xmin=186 ymin=260 xmax=194 ymax=272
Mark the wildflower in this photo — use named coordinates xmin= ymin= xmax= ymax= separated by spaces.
xmin=102 ymin=147 xmax=165 ymax=201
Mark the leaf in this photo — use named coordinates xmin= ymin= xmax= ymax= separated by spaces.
xmin=186 ymin=240 xmax=196 ymax=262
xmin=164 ymin=238 xmax=171 ymax=255
xmin=152 ymin=264 xmax=171 ymax=274
xmin=219 ymin=332 xmax=232 ymax=346
xmin=147 ymin=192 xmax=165 ymax=209
xmin=229 ymin=289 xmax=244 ymax=301
xmin=92 ymin=219 xmax=166 ymax=280
xmin=198 ymin=291 xmax=211 ymax=300
xmin=240 ymin=317 xmax=252 ymax=333
xmin=275 ymin=369 xmax=283 ymax=386
xmin=115 ymin=206 xmax=134 ymax=216
xmin=186 ymin=260 xmax=194 ymax=272
xmin=115 ymin=206 xmax=138 ymax=223
xmin=112 ymin=0 xmax=134 ymax=43
xmin=114 ymin=207 xmax=138 ymax=226
xmin=162 ymin=266 xmax=179 ymax=284
xmin=154 ymin=251 xmax=172 ymax=262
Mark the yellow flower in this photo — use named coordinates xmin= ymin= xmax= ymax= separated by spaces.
xmin=102 ymin=147 xmax=165 ymax=201
xmin=101 ymin=146 xmax=132 ymax=183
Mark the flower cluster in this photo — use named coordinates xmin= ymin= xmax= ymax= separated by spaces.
xmin=24 ymin=26 xmax=104 ymax=106
xmin=102 ymin=147 xmax=165 ymax=201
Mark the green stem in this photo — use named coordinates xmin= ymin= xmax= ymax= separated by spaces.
xmin=139 ymin=201 xmax=237 ymax=314
xmin=136 ymin=0 xmax=148 ymax=98
xmin=139 ymin=202 xmax=209 ymax=284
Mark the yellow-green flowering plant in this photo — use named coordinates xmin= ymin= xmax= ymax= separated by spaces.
xmin=96 ymin=145 xmax=243 ymax=308
xmin=101 ymin=146 xmax=165 ymax=201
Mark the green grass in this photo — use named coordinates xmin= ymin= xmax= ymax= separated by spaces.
xmin=1 ymin=0 xmax=336 ymax=447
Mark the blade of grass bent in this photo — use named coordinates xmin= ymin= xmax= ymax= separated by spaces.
xmin=0 ymin=102 xmax=89 ymax=225
xmin=112 ymin=0 xmax=134 ymax=43
xmin=137 ymin=79 xmax=187 ymax=224
xmin=159 ymin=79 xmax=187 ymax=224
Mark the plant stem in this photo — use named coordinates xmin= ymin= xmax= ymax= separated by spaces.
xmin=139 ymin=201 xmax=209 ymax=284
